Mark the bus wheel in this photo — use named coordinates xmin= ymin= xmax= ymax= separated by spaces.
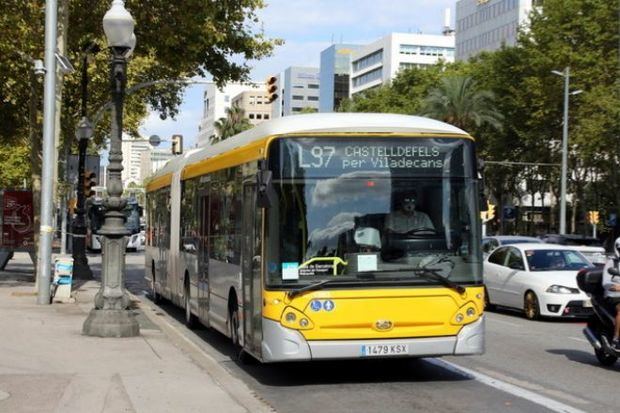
xmin=150 ymin=262 xmax=160 ymax=304
xmin=229 ymin=305 xmax=241 ymax=353
xmin=184 ymin=281 xmax=197 ymax=329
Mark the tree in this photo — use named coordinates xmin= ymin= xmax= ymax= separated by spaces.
xmin=211 ymin=105 xmax=252 ymax=144
xmin=419 ymin=75 xmax=503 ymax=132
xmin=0 ymin=0 xmax=281 ymax=179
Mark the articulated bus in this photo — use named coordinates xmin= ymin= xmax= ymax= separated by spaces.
xmin=145 ymin=113 xmax=485 ymax=362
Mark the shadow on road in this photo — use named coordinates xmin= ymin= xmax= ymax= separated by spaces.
xmin=147 ymin=294 xmax=471 ymax=387
xmin=546 ymin=348 xmax=620 ymax=371
xmin=485 ymin=306 xmax=588 ymax=324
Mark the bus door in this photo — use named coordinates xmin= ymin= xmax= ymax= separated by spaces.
xmin=241 ymin=183 xmax=262 ymax=354
xmin=197 ymin=190 xmax=210 ymax=321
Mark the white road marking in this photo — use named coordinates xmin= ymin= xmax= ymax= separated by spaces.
xmin=428 ymin=359 xmax=588 ymax=413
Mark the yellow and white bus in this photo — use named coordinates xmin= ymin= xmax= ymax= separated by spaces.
xmin=145 ymin=113 xmax=485 ymax=362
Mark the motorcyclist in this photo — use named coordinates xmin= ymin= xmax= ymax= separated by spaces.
xmin=602 ymin=237 xmax=620 ymax=351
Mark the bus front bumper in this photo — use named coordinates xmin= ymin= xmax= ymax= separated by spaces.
xmin=261 ymin=316 xmax=485 ymax=362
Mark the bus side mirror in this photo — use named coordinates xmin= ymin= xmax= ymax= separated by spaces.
xmin=257 ymin=169 xmax=276 ymax=208
xmin=608 ymin=267 xmax=620 ymax=277
xmin=478 ymin=158 xmax=488 ymax=212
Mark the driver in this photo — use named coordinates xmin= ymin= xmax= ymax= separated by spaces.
xmin=602 ymin=237 xmax=620 ymax=351
xmin=385 ymin=193 xmax=435 ymax=234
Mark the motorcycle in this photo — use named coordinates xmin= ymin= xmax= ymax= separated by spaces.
xmin=577 ymin=266 xmax=620 ymax=366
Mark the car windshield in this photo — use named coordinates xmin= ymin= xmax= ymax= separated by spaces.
xmin=264 ymin=136 xmax=483 ymax=289
xmin=524 ymin=249 xmax=591 ymax=271
xmin=502 ymin=238 xmax=541 ymax=245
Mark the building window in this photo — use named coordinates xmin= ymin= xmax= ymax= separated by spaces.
xmin=292 ymin=107 xmax=303 ymax=112
xmin=352 ymin=67 xmax=382 ymax=88
xmin=307 ymin=96 xmax=319 ymax=101
xmin=352 ymin=49 xmax=383 ymax=72
xmin=292 ymin=95 xmax=304 ymax=100
xmin=307 ymin=84 xmax=319 ymax=89
xmin=292 ymin=84 xmax=304 ymax=89
xmin=249 ymin=113 xmax=255 ymax=119
xmin=264 ymin=114 xmax=269 ymax=119
xmin=256 ymin=114 xmax=262 ymax=119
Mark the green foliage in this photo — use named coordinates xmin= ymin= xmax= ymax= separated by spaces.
xmin=419 ymin=75 xmax=503 ymax=131
xmin=298 ymin=107 xmax=318 ymax=114
xmin=211 ymin=105 xmax=253 ymax=144
xmin=0 ymin=0 xmax=280 ymax=151
xmin=0 ymin=142 xmax=30 ymax=188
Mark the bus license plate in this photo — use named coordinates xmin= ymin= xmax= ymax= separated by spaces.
xmin=362 ymin=344 xmax=408 ymax=357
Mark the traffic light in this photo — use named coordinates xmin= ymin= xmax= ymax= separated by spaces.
xmin=171 ymin=134 xmax=183 ymax=155
xmin=503 ymin=206 xmax=516 ymax=221
xmin=266 ymin=75 xmax=278 ymax=104
xmin=487 ymin=202 xmax=496 ymax=220
xmin=588 ymin=210 xmax=599 ymax=225
xmin=83 ymin=170 xmax=97 ymax=198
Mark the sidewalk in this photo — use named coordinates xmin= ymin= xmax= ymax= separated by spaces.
xmin=0 ymin=253 xmax=270 ymax=413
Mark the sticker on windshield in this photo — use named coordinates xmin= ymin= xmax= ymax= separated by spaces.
xmin=282 ymin=262 xmax=299 ymax=280
xmin=357 ymin=254 xmax=378 ymax=272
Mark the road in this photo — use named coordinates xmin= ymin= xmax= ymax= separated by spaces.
xmin=112 ymin=252 xmax=618 ymax=413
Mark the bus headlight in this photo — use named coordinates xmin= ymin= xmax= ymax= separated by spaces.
xmin=452 ymin=301 xmax=480 ymax=325
xmin=281 ymin=307 xmax=314 ymax=330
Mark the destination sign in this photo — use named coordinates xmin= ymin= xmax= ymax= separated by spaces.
xmin=269 ymin=137 xmax=473 ymax=178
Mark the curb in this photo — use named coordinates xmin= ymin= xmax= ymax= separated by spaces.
xmin=128 ymin=291 xmax=276 ymax=413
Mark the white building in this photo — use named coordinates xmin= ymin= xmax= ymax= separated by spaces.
xmin=140 ymin=148 xmax=174 ymax=181
xmin=121 ymin=137 xmax=151 ymax=186
xmin=455 ymin=0 xmax=535 ymax=61
xmin=196 ymin=81 xmax=265 ymax=147
xmin=350 ymin=33 xmax=455 ymax=96
xmin=270 ymin=67 xmax=320 ymax=118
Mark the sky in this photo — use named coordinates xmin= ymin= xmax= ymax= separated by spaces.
xmin=138 ymin=0 xmax=456 ymax=149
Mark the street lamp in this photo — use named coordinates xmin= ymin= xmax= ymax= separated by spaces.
xmin=72 ymin=42 xmax=100 ymax=280
xmin=551 ymin=67 xmax=582 ymax=235
xmin=83 ymin=0 xmax=139 ymax=337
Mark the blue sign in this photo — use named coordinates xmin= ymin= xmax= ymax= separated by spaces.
xmin=323 ymin=300 xmax=335 ymax=311
xmin=310 ymin=300 xmax=322 ymax=312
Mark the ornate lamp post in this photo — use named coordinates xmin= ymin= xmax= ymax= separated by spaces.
xmin=83 ymin=0 xmax=139 ymax=337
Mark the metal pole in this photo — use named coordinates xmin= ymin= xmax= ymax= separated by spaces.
xmin=559 ymin=66 xmax=569 ymax=235
xmin=82 ymin=46 xmax=139 ymax=337
xmin=37 ymin=0 xmax=59 ymax=305
xmin=72 ymin=53 xmax=94 ymax=280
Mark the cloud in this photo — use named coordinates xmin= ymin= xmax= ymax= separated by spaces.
xmin=307 ymin=211 xmax=360 ymax=256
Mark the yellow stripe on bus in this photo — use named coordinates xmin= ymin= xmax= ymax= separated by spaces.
xmin=145 ymin=173 xmax=173 ymax=192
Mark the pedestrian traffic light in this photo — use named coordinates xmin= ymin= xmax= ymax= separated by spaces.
xmin=588 ymin=210 xmax=599 ymax=225
xmin=171 ymin=134 xmax=183 ymax=155
xmin=83 ymin=170 xmax=97 ymax=198
xmin=266 ymin=75 xmax=278 ymax=104
xmin=503 ymin=206 xmax=516 ymax=221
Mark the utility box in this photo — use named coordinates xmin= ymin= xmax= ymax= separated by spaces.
xmin=52 ymin=256 xmax=74 ymax=302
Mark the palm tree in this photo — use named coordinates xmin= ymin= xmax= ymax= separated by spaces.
xmin=210 ymin=104 xmax=253 ymax=144
xmin=419 ymin=76 xmax=503 ymax=132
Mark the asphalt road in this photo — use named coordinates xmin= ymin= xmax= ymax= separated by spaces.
xmin=113 ymin=252 xmax=618 ymax=413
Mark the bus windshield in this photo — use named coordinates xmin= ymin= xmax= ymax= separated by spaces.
xmin=265 ymin=136 xmax=482 ymax=289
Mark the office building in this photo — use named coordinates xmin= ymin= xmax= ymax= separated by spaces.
xmin=121 ymin=137 xmax=151 ymax=186
xmin=319 ymin=44 xmax=362 ymax=112
xmin=455 ymin=0 xmax=535 ymax=61
xmin=271 ymin=66 xmax=320 ymax=118
xmin=139 ymin=148 xmax=174 ymax=181
xmin=350 ymin=33 xmax=455 ymax=96
xmin=231 ymin=90 xmax=272 ymax=126
xmin=196 ymin=81 xmax=265 ymax=147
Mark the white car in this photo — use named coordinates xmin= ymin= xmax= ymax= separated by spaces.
xmin=484 ymin=243 xmax=594 ymax=320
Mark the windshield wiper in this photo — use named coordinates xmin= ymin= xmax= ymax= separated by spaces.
xmin=351 ymin=267 xmax=465 ymax=294
xmin=410 ymin=268 xmax=465 ymax=294
xmin=286 ymin=279 xmax=355 ymax=299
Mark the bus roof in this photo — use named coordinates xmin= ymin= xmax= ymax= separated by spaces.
xmin=146 ymin=113 xmax=470 ymax=190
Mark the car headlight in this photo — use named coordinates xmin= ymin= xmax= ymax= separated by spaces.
xmin=546 ymin=285 xmax=579 ymax=294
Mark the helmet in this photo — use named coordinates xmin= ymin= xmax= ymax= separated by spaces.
xmin=614 ymin=237 xmax=620 ymax=258
xmin=354 ymin=227 xmax=381 ymax=250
